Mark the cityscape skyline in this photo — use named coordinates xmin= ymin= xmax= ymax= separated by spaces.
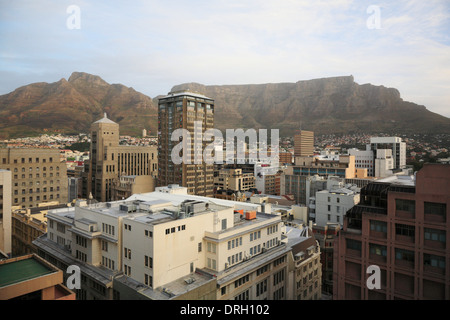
xmin=1 ymin=1 xmax=449 ymax=118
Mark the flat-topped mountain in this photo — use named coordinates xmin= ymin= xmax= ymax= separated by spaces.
xmin=171 ymin=76 xmax=450 ymax=136
xmin=0 ymin=72 xmax=448 ymax=138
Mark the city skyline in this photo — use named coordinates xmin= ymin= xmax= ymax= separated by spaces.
xmin=1 ymin=1 xmax=449 ymax=118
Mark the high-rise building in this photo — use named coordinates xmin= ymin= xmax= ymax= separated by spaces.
xmin=89 ymin=113 xmax=158 ymax=202
xmin=333 ymin=164 xmax=450 ymax=300
xmin=0 ymin=170 xmax=12 ymax=257
xmin=157 ymin=91 xmax=215 ymax=197
xmin=370 ymin=137 xmax=406 ymax=172
xmin=294 ymin=130 xmax=314 ymax=157
xmin=0 ymin=148 xmax=68 ymax=209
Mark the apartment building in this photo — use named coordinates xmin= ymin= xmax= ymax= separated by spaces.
xmin=89 ymin=113 xmax=158 ymax=202
xmin=33 ymin=187 xmax=320 ymax=300
xmin=334 ymin=164 xmax=450 ymax=300
xmin=312 ymin=223 xmax=340 ymax=297
xmin=286 ymin=227 xmax=322 ymax=300
xmin=0 ymin=148 xmax=68 ymax=209
xmin=214 ymin=168 xmax=255 ymax=193
xmin=294 ymin=130 xmax=314 ymax=157
xmin=370 ymin=136 xmax=406 ymax=172
xmin=157 ymin=91 xmax=215 ymax=197
xmin=315 ymin=186 xmax=360 ymax=227
xmin=0 ymin=169 xmax=12 ymax=257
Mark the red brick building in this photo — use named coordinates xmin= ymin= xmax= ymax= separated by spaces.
xmin=333 ymin=164 xmax=450 ymax=299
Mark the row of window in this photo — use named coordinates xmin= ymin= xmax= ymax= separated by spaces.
xmin=14 ymin=194 xmax=61 ymax=203
xmin=347 ymin=239 xmax=446 ymax=269
xmin=370 ymin=220 xmax=446 ymax=243
xmin=165 ymin=224 xmax=186 ymax=234
xmin=13 ymin=172 xmax=60 ymax=179
xmin=3 ymin=157 xmax=54 ymax=164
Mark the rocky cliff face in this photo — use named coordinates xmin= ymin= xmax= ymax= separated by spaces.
xmin=0 ymin=72 xmax=157 ymax=138
xmin=172 ymin=76 xmax=448 ymax=136
xmin=0 ymin=72 xmax=448 ymax=138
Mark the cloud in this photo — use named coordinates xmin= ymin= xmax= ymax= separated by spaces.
xmin=0 ymin=0 xmax=449 ymax=117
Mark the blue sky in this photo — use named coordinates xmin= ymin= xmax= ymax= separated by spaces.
xmin=1 ymin=0 xmax=450 ymax=117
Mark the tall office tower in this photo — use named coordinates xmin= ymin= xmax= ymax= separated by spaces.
xmin=0 ymin=148 xmax=69 ymax=209
xmin=0 ymin=170 xmax=12 ymax=257
xmin=89 ymin=113 xmax=120 ymax=202
xmin=294 ymin=130 xmax=314 ymax=157
xmin=89 ymin=113 xmax=158 ymax=202
xmin=370 ymin=137 xmax=406 ymax=172
xmin=158 ymin=91 xmax=215 ymax=197
xmin=334 ymin=164 xmax=450 ymax=300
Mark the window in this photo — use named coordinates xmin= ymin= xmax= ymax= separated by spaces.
xmin=395 ymin=199 xmax=415 ymax=213
xmin=370 ymin=220 xmax=387 ymax=233
xmin=424 ymin=254 xmax=445 ymax=269
xmin=369 ymin=243 xmax=387 ymax=257
xmin=424 ymin=228 xmax=446 ymax=243
xmin=424 ymin=202 xmax=446 ymax=220
xmin=222 ymin=219 xmax=227 ymax=230
xmin=395 ymin=248 xmax=414 ymax=263
xmin=346 ymin=239 xmax=361 ymax=251
xmin=395 ymin=223 xmax=415 ymax=238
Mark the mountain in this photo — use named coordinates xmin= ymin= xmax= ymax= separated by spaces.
xmin=0 ymin=72 xmax=449 ymax=139
xmin=171 ymin=76 xmax=450 ymax=136
xmin=0 ymin=72 xmax=158 ymax=138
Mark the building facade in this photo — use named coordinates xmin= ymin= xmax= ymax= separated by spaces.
xmin=334 ymin=164 xmax=450 ymax=300
xmin=33 ymin=188 xmax=321 ymax=300
xmin=0 ymin=148 xmax=68 ymax=210
xmin=89 ymin=114 xmax=158 ymax=202
xmin=0 ymin=169 xmax=12 ymax=257
xmin=157 ymin=91 xmax=215 ymax=197
xmin=294 ymin=130 xmax=314 ymax=157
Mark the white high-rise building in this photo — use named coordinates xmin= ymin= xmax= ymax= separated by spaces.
xmin=370 ymin=136 xmax=406 ymax=171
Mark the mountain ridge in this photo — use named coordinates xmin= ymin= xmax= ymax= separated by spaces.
xmin=0 ymin=72 xmax=448 ymax=139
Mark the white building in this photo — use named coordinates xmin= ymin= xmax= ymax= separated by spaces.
xmin=370 ymin=136 xmax=406 ymax=171
xmin=35 ymin=188 xmax=308 ymax=300
xmin=315 ymin=185 xmax=360 ymax=227
xmin=348 ymin=147 xmax=374 ymax=176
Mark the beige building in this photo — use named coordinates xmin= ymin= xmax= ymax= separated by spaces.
xmin=113 ymin=175 xmax=155 ymax=201
xmin=0 ymin=169 xmax=12 ymax=257
xmin=0 ymin=148 xmax=68 ymax=210
xmin=157 ymin=91 xmax=215 ymax=197
xmin=33 ymin=187 xmax=320 ymax=300
xmin=214 ymin=168 xmax=255 ymax=192
xmin=294 ymin=130 xmax=314 ymax=157
xmin=11 ymin=201 xmax=70 ymax=256
xmin=286 ymin=227 xmax=322 ymax=300
xmin=89 ymin=114 xmax=158 ymax=202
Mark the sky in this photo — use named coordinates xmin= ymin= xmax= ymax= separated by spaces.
xmin=1 ymin=0 xmax=450 ymax=117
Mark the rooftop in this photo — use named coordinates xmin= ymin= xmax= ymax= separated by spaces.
xmin=93 ymin=113 xmax=118 ymax=125
xmin=161 ymin=90 xmax=213 ymax=101
xmin=0 ymin=254 xmax=56 ymax=288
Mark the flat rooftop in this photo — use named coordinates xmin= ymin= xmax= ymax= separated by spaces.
xmin=0 ymin=255 xmax=56 ymax=288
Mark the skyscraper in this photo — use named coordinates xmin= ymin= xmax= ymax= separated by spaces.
xmin=157 ymin=91 xmax=214 ymax=197
xmin=89 ymin=113 xmax=158 ymax=202
xmin=294 ymin=130 xmax=314 ymax=157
